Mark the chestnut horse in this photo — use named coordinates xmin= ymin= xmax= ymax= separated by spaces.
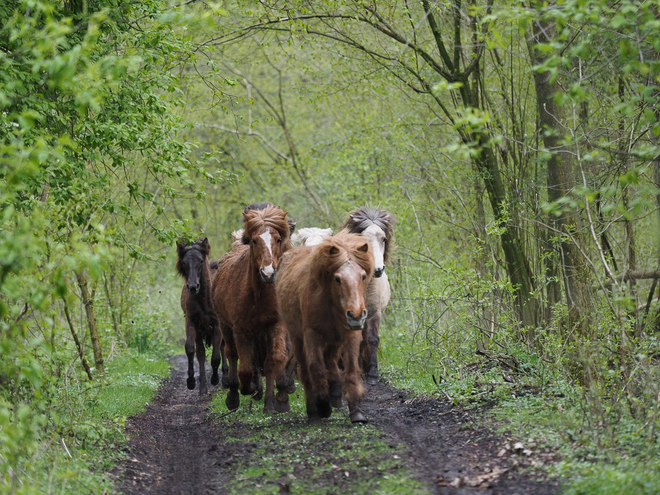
xmin=212 ymin=203 xmax=293 ymax=413
xmin=176 ymin=238 xmax=224 ymax=395
xmin=276 ymin=232 xmax=374 ymax=423
xmin=342 ymin=207 xmax=394 ymax=385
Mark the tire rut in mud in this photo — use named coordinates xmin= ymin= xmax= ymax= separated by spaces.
xmin=114 ymin=355 xmax=560 ymax=494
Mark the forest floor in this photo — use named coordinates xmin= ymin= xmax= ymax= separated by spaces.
xmin=113 ymin=355 xmax=562 ymax=494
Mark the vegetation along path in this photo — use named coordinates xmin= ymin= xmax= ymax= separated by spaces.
xmin=115 ymin=356 xmax=560 ymax=494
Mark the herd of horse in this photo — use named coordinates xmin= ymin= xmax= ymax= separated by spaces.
xmin=175 ymin=203 xmax=394 ymax=423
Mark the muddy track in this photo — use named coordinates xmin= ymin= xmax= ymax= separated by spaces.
xmin=114 ymin=356 xmax=560 ymax=494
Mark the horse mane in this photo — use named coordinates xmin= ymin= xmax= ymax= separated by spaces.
xmin=241 ymin=204 xmax=294 ymax=251
xmin=291 ymin=227 xmax=333 ymax=246
xmin=341 ymin=207 xmax=394 ymax=263
xmin=310 ymin=232 xmax=374 ymax=286
xmin=243 ymin=202 xmax=296 ymax=238
xmin=175 ymin=238 xmax=210 ymax=277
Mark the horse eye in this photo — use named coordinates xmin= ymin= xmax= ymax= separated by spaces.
xmin=277 ymin=239 xmax=281 ymax=244
xmin=362 ymin=274 xmax=366 ymax=282
xmin=334 ymin=276 xmax=341 ymax=285
xmin=252 ymin=239 xmax=257 ymax=245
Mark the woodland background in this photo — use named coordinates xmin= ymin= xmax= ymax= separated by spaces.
xmin=2 ymin=0 xmax=660 ymax=493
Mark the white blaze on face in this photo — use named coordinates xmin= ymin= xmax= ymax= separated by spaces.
xmin=363 ymin=225 xmax=385 ymax=271
xmin=259 ymin=228 xmax=275 ymax=277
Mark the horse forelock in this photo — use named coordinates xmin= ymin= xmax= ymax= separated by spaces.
xmin=342 ymin=207 xmax=394 ymax=263
xmin=312 ymin=232 xmax=374 ymax=283
xmin=175 ymin=240 xmax=209 ymax=278
xmin=243 ymin=206 xmax=292 ymax=250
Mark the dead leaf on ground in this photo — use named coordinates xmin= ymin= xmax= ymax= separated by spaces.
xmin=462 ymin=467 xmax=509 ymax=487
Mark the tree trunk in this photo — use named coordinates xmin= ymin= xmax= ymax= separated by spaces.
xmin=76 ymin=272 xmax=104 ymax=375
xmin=528 ymin=15 xmax=592 ymax=332
xmin=62 ymin=296 xmax=94 ymax=381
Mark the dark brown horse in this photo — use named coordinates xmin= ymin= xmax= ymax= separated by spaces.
xmin=176 ymin=238 xmax=224 ymax=395
xmin=342 ymin=207 xmax=394 ymax=385
xmin=212 ymin=203 xmax=293 ymax=413
xmin=276 ymin=232 xmax=375 ymax=423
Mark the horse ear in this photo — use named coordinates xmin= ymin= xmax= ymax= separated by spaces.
xmin=200 ymin=237 xmax=210 ymax=255
xmin=177 ymin=239 xmax=187 ymax=257
xmin=357 ymin=242 xmax=369 ymax=253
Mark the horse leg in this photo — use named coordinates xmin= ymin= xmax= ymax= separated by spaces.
xmin=325 ymin=345 xmax=342 ymax=409
xmin=265 ymin=323 xmax=289 ymax=414
xmin=210 ymin=315 xmax=222 ymax=387
xmin=185 ymin=321 xmax=196 ymax=390
xmin=343 ymin=332 xmax=367 ymax=423
xmin=223 ymin=324 xmax=240 ymax=410
xmin=235 ymin=332 xmax=256 ymax=397
xmin=293 ymin=336 xmax=320 ymax=424
xmin=304 ymin=331 xmax=331 ymax=419
xmin=365 ymin=312 xmax=381 ymax=386
xmin=251 ymin=353 xmax=263 ymax=401
xmin=196 ymin=333 xmax=208 ymax=395
xmin=284 ymin=334 xmax=297 ymax=393
xmin=220 ymin=338 xmax=229 ymax=389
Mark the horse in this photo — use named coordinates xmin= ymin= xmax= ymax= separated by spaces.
xmin=276 ymin=232 xmax=375 ymax=423
xmin=176 ymin=238 xmax=224 ymax=395
xmin=342 ymin=207 xmax=394 ymax=385
xmin=291 ymin=227 xmax=333 ymax=246
xmin=212 ymin=203 xmax=294 ymax=413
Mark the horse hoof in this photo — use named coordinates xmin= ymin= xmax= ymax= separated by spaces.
xmin=199 ymin=386 xmax=208 ymax=396
xmin=252 ymin=388 xmax=264 ymax=401
xmin=221 ymin=376 xmax=230 ymax=390
xmin=226 ymin=390 xmax=240 ymax=411
xmin=275 ymin=397 xmax=290 ymax=413
xmin=317 ymin=398 xmax=332 ymax=419
xmin=187 ymin=377 xmax=195 ymax=390
xmin=350 ymin=410 xmax=368 ymax=424
xmin=286 ymin=381 xmax=297 ymax=394
xmin=263 ymin=397 xmax=277 ymax=414
xmin=307 ymin=415 xmax=323 ymax=425
xmin=211 ymin=373 xmax=219 ymax=386
xmin=329 ymin=395 xmax=342 ymax=408
xmin=367 ymin=375 xmax=378 ymax=386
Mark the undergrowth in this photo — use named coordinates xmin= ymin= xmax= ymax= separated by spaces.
xmin=378 ymin=303 xmax=660 ymax=494
xmin=0 ymin=349 xmax=170 ymax=494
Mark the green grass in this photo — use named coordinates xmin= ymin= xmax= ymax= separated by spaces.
xmin=209 ymin=385 xmax=428 ymax=495
xmin=1 ymin=349 xmax=171 ymax=495
xmin=376 ymin=318 xmax=660 ymax=495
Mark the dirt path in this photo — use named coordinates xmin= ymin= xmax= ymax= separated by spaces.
xmin=115 ymin=356 xmax=560 ymax=494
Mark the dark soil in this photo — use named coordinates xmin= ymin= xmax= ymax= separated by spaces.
xmin=114 ymin=356 xmax=560 ymax=494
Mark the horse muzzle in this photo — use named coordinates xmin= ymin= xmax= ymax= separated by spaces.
xmin=346 ymin=309 xmax=367 ymax=330
xmin=259 ymin=268 xmax=277 ymax=284
xmin=374 ymin=267 xmax=385 ymax=278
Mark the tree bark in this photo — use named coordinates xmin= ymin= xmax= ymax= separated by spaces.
xmin=62 ymin=297 xmax=94 ymax=381
xmin=528 ymin=14 xmax=592 ymax=331
xmin=76 ymin=272 xmax=104 ymax=375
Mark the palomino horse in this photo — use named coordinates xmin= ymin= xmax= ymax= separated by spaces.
xmin=176 ymin=238 xmax=224 ymax=395
xmin=291 ymin=227 xmax=333 ymax=246
xmin=342 ymin=207 xmax=394 ymax=385
xmin=276 ymin=232 xmax=375 ymax=423
xmin=212 ymin=203 xmax=293 ymax=413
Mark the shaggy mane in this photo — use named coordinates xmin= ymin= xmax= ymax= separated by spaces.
xmin=242 ymin=205 xmax=293 ymax=252
xmin=341 ymin=207 xmax=394 ymax=263
xmin=310 ymin=231 xmax=374 ymax=285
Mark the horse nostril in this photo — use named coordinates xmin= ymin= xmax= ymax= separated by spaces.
xmin=347 ymin=310 xmax=355 ymax=319
xmin=374 ymin=268 xmax=384 ymax=278
xmin=361 ymin=310 xmax=367 ymax=319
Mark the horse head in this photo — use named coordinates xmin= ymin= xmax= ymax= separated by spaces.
xmin=176 ymin=237 xmax=210 ymax=294
xmin=242 ymin=205 xmax=292 ymax=284
xmin=343 ymin=207 xmax=394 ymax=278
xmin=317 ymin=233 xmax=374 ymax=330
